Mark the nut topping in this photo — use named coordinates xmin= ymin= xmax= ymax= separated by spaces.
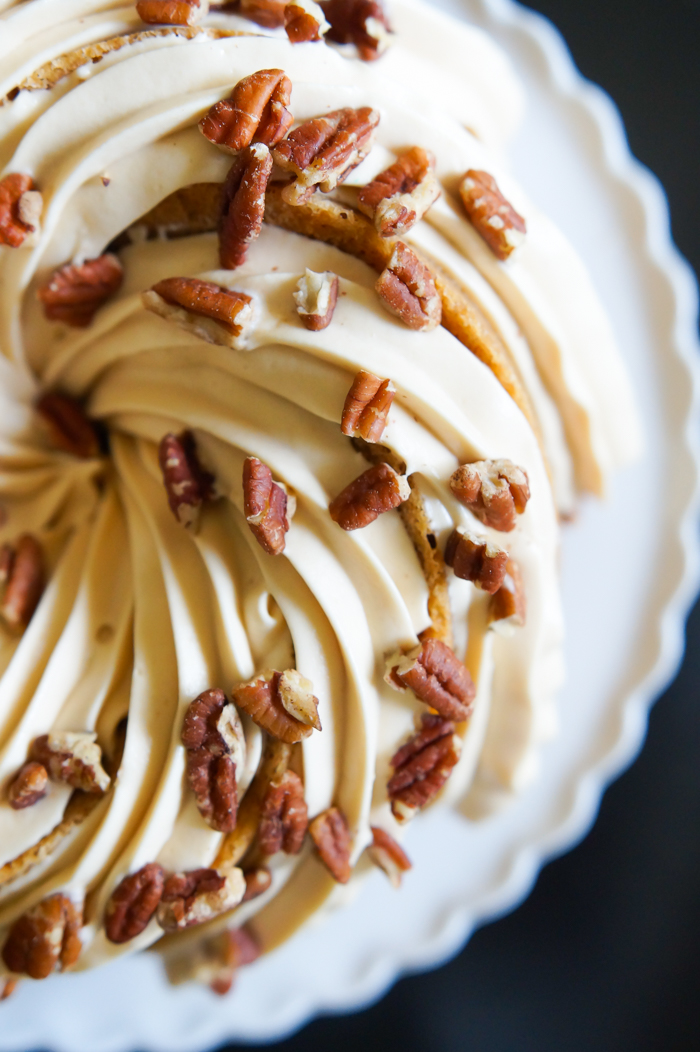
xmin=243 ymin=456 xmax=292 ymax=555
xmin=136 ymin=0 xmax=208 ymax=25
xmin=293 ymin=269 xmax=339 ymax=330
xmin=158 ymin=430 xmax=215 ymax=529
xmin=30 ymin=732 xmax=111 ymax=794
xmin=2 ymin=894 xmax=82 ymax=979
xmin=210 ymin=926 xmax=261 ymax=996
xmin=387 ymin=713 xmax=461 ymax=822
xmin=340 ymin=369 xmax=395 ymax=442
xmin=104 ymin=863 xmax=165 ymax=944
xmin=449 ymin=459 xmax=530 ymax=532
xmin=278 ymin=668 xmax=322 ymax=729
xmin=35 ymin=392 xmax=100 ymax=459
xmin=285 ymin=0 xmax=329 ymax=42
xmin=182 ymin=689 xmax=245 ymax=833
xmin=320 ymin=0 xmax=391 ymax=61
xmin=309 ymin=806 xmax=352 ymax=883
xmin=358 ymin=147 xmax=440 ymax=237
xmin=199 ymin=69 xmax=293 ymax=152
xmin=219 ymin=144 xmax=273 ymax=269
xmin=444 ymin=527 xmax=508 ymax=595
xmin=0 ymin=534 xmax=45 ymax=633
xmin=0 ymin=173 xmax=42 ymax=248
xmin=156 ymin=867 xmax=246 ymax=931
xmin=0 ymin=980 xmax=17 ymax=1001
xmin=329 ymin=462 xmax=410 ymax=531
xmin=489 ymin=559 xmax=526 ymax=629
xmin=272 ymin=106 xmax=380 ymax=205
xmin=143 ymin=277 xmax=255 ymax=349
xmin=237 ymin=0 xmax=287 ymax=28
xmin=258 ymin=770 xmax=308 ymax=855
xmin=368 ymin=826 xmax=412 ymax=887
xmin=459 ymin=169 xmax=527 ymax=261
xmin=385 ymin=638 xmax=475 ymax=722
xmin=37 ymin=254 xmax=123 ymax=327
xmin=7 ymin=761 xmax=49 ymax=810
xmin=233 ymin=670 xmax=317 ymax=743
xmin=375 ymin=242 xmax=441 ymax=331
xmin=242 ymin=866 xmax=272 ymax=902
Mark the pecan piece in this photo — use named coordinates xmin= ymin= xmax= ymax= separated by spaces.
xmin=320 ymin=0 xmax=391 ymax=60
xmin=37 ymin=254 xmax=123 ymax=327
xmin=219 ymin=143 xmax=273 ymax=268
xmin=285 ymin=0 xmax=329 ymax=42
xmin=210 ymin=926 xmax=261 ymax=996
xmin=35 ymin=392 xmax=100 ymax=459
xmin=258 ymin=770 xmax=308 ymax=855
xmin=2 ymin=894 xmax=82 ymax=979
xmin=199 ymin=69 xmax=293 ymax=152
xmin=0 ymin=534 xmax=44 ymax=633
xmin=293 ymin=268 xmax=339 ymax=330
xmin=489 ymin=559 xmax=526 ymax=629
xmin=237 ymin=0 xmax=287 ymax=28
xmin=7 ymin=761 xmax=48 ymax=810
xmin=242 ymin=866 xmax=272 ymax=902
xmin=243 ymin=456 xmax=292 ymax=555
xmin=30 ymin=731 xmax=111 ymax=793
xmin=0 ymin=979 xmax=17 ymax=1001
xmin=340 ymin=369 xmax=394 ymax=442
xmin=368 ymin=826 xmax=411 ymax=888
xmin=272 ymin=106 xmax=380 ymax=205
xmin=444 ymin=527 xmax=508 ymax=595
xmin=143 ymin=276 xmax=255 ymax=349
xmin=385 ymin=638 xmax=475 ymax=722
xmin=387 ymin=713 xmax=461 ymax=822
xmin=104 ymin=863 xmax=165 ymax=944
xmin=449 ymin=459 xmax=530 ymax=532
xmin=181 ymin=688 xmax=245 ymax=833
xmin=358 ymin=147 xmax=440 ymax=237
xmin=233 ymin=670 xmax=318 ymax=743
xmin=329 ymin=462 xmax=410 ymax=531
xmin=158 ymin=430 xmax=215 ymax=529
xmin=156 ymin=867 xmax=246 ymax=932
xmin=309 ymin=806 xmax=352 ymax=883
xmin=459 ymin=169 xmax=527 ymax=261
xmin=136 ymin=0 xmax=208 ymax=25
xmin=0 ymin=173 xmax=42 ymax=248
xmin=376 ymin=241 xmax=441 ymax=331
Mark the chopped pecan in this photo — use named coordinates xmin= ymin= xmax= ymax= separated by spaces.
xmin=37 ymin=254 xmax=123 ymax=327
xmin=459 ymin=169 xmax=526 ymax=261
xmin=233 ymin=670 xmax=317 ymax=743
xmin=449 ymin=459 xmax=530 ymax=531
xmin=199 ymin=69 xmax=293 ymax=152
xmin=2 ymin=894 xmax=82 ymax=979
xmin=35 ymin=392 xmax=100 ymax=459
xmin=242 ymin=866 xmax=272 ymax=902
xmin=143 ymin=276 xmax=255 ymax=349
xmin=285 ymin=0 xmax=329 ymax=41
xmin=0 ymin=979 xmax=17 ymax=1001
xmin=210 ymin=926 xmax=261 ymax=995
xmin=387 ymin=713 xmax=461 ymax=822
xmin=156 ymin=867 xmax=246 ymax=932
xmin=340 ymin=369 xmax=394 ymax=442
xmin=329 ymin=462 xmax=410 ymax=531
xmin=104 ymin=863 xmax=165 ymax=944
xmin=219 ymin=143 xmax=273 ymax=268
xmin=444 ymin=527 xmax=508 ymax=595
xmin=237 ymin=0 xmax=287 ymax=28
xmin=358 ymin=147 xmax=440 ymax=237
xmin=309 ymin=806 xmax=352 ymax=883
xmin=320 ymin=0 xmax=391 ymax=60
xmin=278 ymin=668 xmax=321 ymax=729
xmin=243 ymin=456 xmax=292 ymax=555
xmin=181 ymin=688 xmax=245 ymax=833
xmin=385 ymin=637 xmax=475 ymax=722
xmin=272 ymin=106 xmax=380 ymax=205
xmin=158 ymin=430 xmax=215 ymax=529
xmin=0 ymin=534 xmax=44 ymax=633
xmin=30 ymin=731 xmax=111 ymax=793
xmin=0 ymin=173 xmax=42 ymax=248
xmin=376 ymin=241 xmax=441 ymax=331
xmin=7 ymin=761 xmax=48 ymax=810
xmin=489 ymin=559 xmax=526 ymax=629
xmin=293 ymin=268 xmax=339 ymax=330
xmin=258 ymin=770 xmax=308 ymax=855
xmin=368 ymin=826 xmax=411 ymax=887
xmin=136 ymin=0 xmax=208 ymax=25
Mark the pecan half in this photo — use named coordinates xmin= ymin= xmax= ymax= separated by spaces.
xmin=449 ymin=459 xmax=530 ymax=532
xmin=136 ymin=0 xmax=208 ymax=25
xmin=30 ymin=731 xmax=111 ymax=793
xmin=329 ymin=462 xmax=410 ymax=531
xmin=285 ymin=0 xmax=329 ymax=41
xmin=243 ymin=456 xmax=292 ymax=555
xmin=278 ymin=668 xmax=321 ymax=728
xmin=0 ymin=979 xmax=17 ymax=1001
xmin=7 ymin=761 xmax=48 ymax=810
xmin=258 ymin=770 xmax=308 ymax=855
xmin=210 ymin=926 xmax=261 ymax=996
xmin=181 ymin=688 xmax=245 ymax=833
xmin=0 ymin=173 xmax=42 ymax=248
xmin=2 ymin=895 xmax=82 ymax=979
xmin=35 ymin=392 xmax=100 ymax=459
xmin=104 ymin=863 xmax=165 ymax=944
xmin=156 ymin=867 xmax=246 ymax=932
xmin=158 ymin=430 xmax=215 ymax=529
xmin=444 ymin=528 xmax=508 ymax=595
xmin=242 ymin=866 xmax=272 ymax=902
xmin=340 ymin=369 xmax=394 ymax=442
xmin=358 ymin=147 xmax=440 ymax=237
xmin=385 ymin=638 xmax=475 ymax=722
xmin=387 ymin=713 xmax=461 ymax=822
xmin=219 ymin=143 xmax=273 ymax=268
xmin=309 ymin=806 xmax=352 ymax=883
xmin=199 ymin=69 xmax=293 ymax=152
xmin=143 ymin=276 xmax=255 ymax=349
xmin=459 ymin=169 xmax=526 ymax=261
xmin=272 ymin=106 xmax=380 ymax=205
xmin=233 ymin=670 xmax=318 ymax=743
xmin=37 ymin=254 xmax=123 ymax=327
xmin=320 ymin=0 xmax=391 ymax=60
xmin=376 ymin=242 xmax=441 ymax=331
xmin=237 ymin=0 xmax=287 ymax=28
xmin=489 ymin=559 xmax=526 ymax=629
xmin=293 ymin=269 xmax=339 ymax=330
xmin=0 ymin=534 xmax=44 ymax=633
xmin=368 ymin=826 xmax=411 ymax=887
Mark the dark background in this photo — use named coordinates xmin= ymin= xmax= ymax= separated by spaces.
xmin=223 ymin=2 xmax=700 ymax=1049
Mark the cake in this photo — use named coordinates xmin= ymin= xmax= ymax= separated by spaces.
xmin=0 ymin=0 xmax=639 ymax=997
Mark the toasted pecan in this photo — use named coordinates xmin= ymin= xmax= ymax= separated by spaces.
xmin=459 ymin=169 xmax=526 ymax=261
xmin=285 ymin=1 xmax=329 ymax=41
xmin=444 ymin=528 xmax=508 ymax=595
xmin=387 ymin=713 xmax=461 ymax=822
xmin=7 ymin=761 xmax=48 ymax=811
xmin=293 ymin=268 xmax=339 ymax=330
xmin=233 ymin=670 xmax=318 ymax=743
xmin=386 ymin=638 xmax=475 ymax=722
xmin=144 ymin=276 xmax=255 ymax=348
xmin=368 ymin=826 xmax=411 ymax=887
xmin=219 ymin=144 xmax=273 ymax=268
xmin=489 ymin=558 xmax=526 ymax=629
xmin=30 ymin=732 xmax=110 ymax=794
xmin=2 ymin=894 xmax=82 ymax=979
xmin=0 ymin=535 xmax=44 ymax=633
xmin=320 ymin=0 xmax=391 ymax=60
xmin=341 ymin=369 xmax=394 ymax=442
xmin=35 ymin=392 xmax=100 ymax=459
xmin=156 ymin=867 xmax=245 ymax=931
xmin=243 ymin=456 xmax=292 ymax=555
xmin=258 ymin=770 xmax=308 ymax=855
xmin=37 ymin=254 xmax=123 ymax=327
xmin=358 ymin=147 xmax=440 ymax=237
xmin=449 ymin=459 xmax=530 ymax=532
xmin=158 ymin=430 xmax=215 ymax=528
xmin=0 ymin=173 xmax=41 ymax=247
xmin=199 ymin=69 xmax=293 ymax=152
xmin=182 ymin=689 xmax=245 ymax=833
xmin=309 ymin=806 xmax=352 ymax=883
xmin=376 ymin=241 xmax=441 ymax=331
xmin=136 ymin=0 xmax=208 ymax=25
xmin=237 ymin=0 xmax=287 ymax=27
xmin=104 ymin=863 xmax=165 ymax=944
xmin=329 ymin=461 xmax=410 ymax=531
